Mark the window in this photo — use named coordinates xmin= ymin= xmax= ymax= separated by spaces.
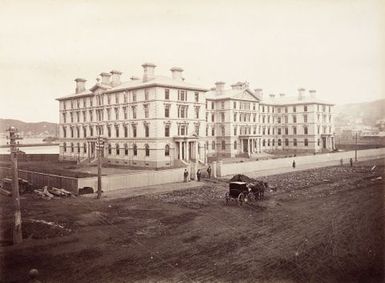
xmin=234 ymin=126 xmax=237 ymax=135
xmin=233 ymin=113 xmax=237 ymax=122
xmin=63 ymin=127 xmax=67 ymax=138
xmin=89 ymin=110 xmax=93 ymax=122
xmin=211 ymin=114 xmax=214 ymax=122
xmin=211 ymin=102 xmax=214 ymax=110
xmin=165 ymin=144 xmax=170 ymax=156
xmin=285 ymin=127 xmax=288 ymax=135
xmin=285 ymin=107 xmax=288 ymax=113
xmin=144 ymin=89 xmax=149 ymax=100
xmin=293 ymin=126 xmax=297 ymax=135
xmin=132 ymin=125 xmax=137 ymax=137
xmin=71 ymin=143 xmax=74 ymax=153
xmin=124 ymin=125 xmax=128 ymax=137
xmin=322 ymin=105 xmax=326 ymax=112
xmin=165 ymin=89 xmax=170 ymax=100
xmin=144 ymin=104 xmax=149 ymax=118
xmin=90 ymin=97 xmax=93 ymax=107
xmin=278 ymin=139 xmax=282 ymax=146
xmin=221 ymin=140 xmax=225 ymax=150
xmin=178 ymin=90 xmax=187 ymax=101
xmin=233 ymin=101 xmax=236 ymax=109
xmin=133 ymin=144 xmax=137 ymax=156
xmin=221 ymin=112 xmax=225 ymax=122
xmin=262 ymin=139 xmax=265 ymax=146
xmin=272 ymin=139 xmax=275 ymax=146
xmin=317 ymin=139 xmax=320 ymax=146
xmin=278 ymin=128 xmax=281 ymax=135
xmin=293 ymin=115 xmax=297 ymax=123
xmin=195 ymin=106 xmax=200 ymax=119
xmin=115 ymin=125 xmax=119 ymax=137
xmin=83 ymin=126 xmax=87 ymax=137
xmin=124 ymin=92 xmax=128 ymax=103
xmin=106 ymin=108 xmax=111 ymax=120
xmin=108 ymin=144 xmax=112 ymax=155
xmin=211 ymin=128 xmax=215 ymax=136
xmin=195 ymin=92 xmax=199 ymax=102
xmin=304 ymin=139 xmax=308 ymax=146
xmin=144 ymin=124 xmax=149 ymax=137
xmin=293 ymin=106 xmax=296 ymax=112
xmin=195 ymin=124 xmax=200 ymax=136
xmin=304 ymin=114 xmax=308 ymax=123
xmin=62 ymin=113 xmax=66 ymax=123
xmin=304 ymin=126 xmax=308 ymax=135
xmin=234 ymin=141 xmax=237 ymax=149
xmin=165 ymin=104 xmax=170 ymax=118
xmin=125 ymin=144 xmax=128 ymax=155
xmin=212 ymin=141 xmax=215 ymax=149
xmin=293 ymin=139 xmax=297 ymax=146
xmin=268 ymin=139 xmax=270 ymax=146
xmin=115 ymin=94 xmax=119 ymax=104
xmin=304 ymin=105 xmax=308 ymax=112
xmin=123 ymin=107 xmax=128 ymax=119
xmin=132 ymin=106 xmax=137 ymax=119
xmin=317 ymin=126 xmax=320 ymax=134
xmin=70 ymin=127 xmax=74 ymax=138
xmin=285 ymin=139 xmax=289 ymax=146
xmin=82 ymin=111 xmax=86 ymax=122
xmin=221 ymin=126 xmax=225 ymax=136
xmin=90 ymin=126 xmax=93 ymax=136
xmin=285 ymin=116 xmax=288 ymax=123
xmin=115 ymin=108 xmax=119 ymax=120
xmin=145 ymin=144 xmax=150 ymax=156
xmin=165 ymin=124 xmax=170 ymax=137
xmin=132 ymin=91 xmax=137 ymax=102
xmin=221 ymin=101 xmax=225 ymax=109
xmin=116 ymin=144 xmax=120 ymax=155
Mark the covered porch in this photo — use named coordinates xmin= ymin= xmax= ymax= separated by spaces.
xmin=174 ymin=136 xmax=201 ymax=162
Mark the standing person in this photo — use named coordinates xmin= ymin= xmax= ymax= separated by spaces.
xmin=350 ymin=158 xmax=353 ymax=167
xmin=184 ymin=169 xmax=189 ymax=182
xmin=196 ymin=169 xmax=201 ymax=181
xmin=207 ymin=165 xmax=212 ymax=178
xmin=292 ymin=160 xmax=296 ymax=169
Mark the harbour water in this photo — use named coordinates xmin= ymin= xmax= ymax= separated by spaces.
xmin=0 ymin=137 xmax=59 ymax=154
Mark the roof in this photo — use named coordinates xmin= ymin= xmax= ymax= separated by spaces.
xmin=260 ymin=95 xmax=334 ymax=106
xmin=205 ymin=88 xmax=260 ymax=102
xmin=56 ymin=75 xmax=209 ymax=101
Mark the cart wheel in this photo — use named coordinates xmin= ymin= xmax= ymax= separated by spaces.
xmin=238 ymin=193 xmax=245 ymax=206
xmin=225 ymin=192 xmax=230 ymax=205
xmin=247 ymin=193 xmax=255 ymax=203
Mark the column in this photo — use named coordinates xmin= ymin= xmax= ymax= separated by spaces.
xmin=178 ymin=142 xmax=182 ymax=160
xmin=87 ymin=142 xmax=90 ymax=160
xmin=195 ymin=141 xmax=199 ymax=161
xmin=186 ymin=141 xmax=190 ymax=161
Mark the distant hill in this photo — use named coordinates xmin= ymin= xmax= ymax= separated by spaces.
xmin=334 ymin=99 xmax=385 ymax=129
xmin=0 ymin=119 xmax=58 ymax=136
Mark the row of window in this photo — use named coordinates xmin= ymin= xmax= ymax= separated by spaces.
xmin=63 ymin=89 xmax=201 ymax=110
xmin=63 ymin=142 xmax=171 ymax=157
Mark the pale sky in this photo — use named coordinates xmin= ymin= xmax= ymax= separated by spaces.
xmin=0 ymin=0 xmax=384 ymax=123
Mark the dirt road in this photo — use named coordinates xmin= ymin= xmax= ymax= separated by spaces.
xmin=0 ymin=159 xmax=384 ymax=282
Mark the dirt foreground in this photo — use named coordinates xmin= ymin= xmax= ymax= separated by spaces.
xmin=0 ymin=159 xmax=384 ymax=283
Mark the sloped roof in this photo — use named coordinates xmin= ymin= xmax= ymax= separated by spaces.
xmin=56 ymin=75 xmax=208 ymax=101
xmin=205 ymin=88 xmax=260 ymax=101
xmin=261 ymin=95 xmax=334 ymax=106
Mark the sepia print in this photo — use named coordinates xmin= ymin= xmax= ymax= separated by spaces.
xmin=0 ymin=1 xmax=384 ymax=282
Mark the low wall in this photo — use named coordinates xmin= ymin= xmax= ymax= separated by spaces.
xmin=0 ymin=154 xmax=59 ymax=162
xmin=0 ymin=167 xmax=78 ymax=193
xmin=78 ymin=167 xmax=186 ymax=192
xmin=217 ymin=148 xmax=385 ymax=177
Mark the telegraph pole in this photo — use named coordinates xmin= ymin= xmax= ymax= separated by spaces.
xmin=7 ymin=127 xmax=23 ymax=244
xmin=355 ymin=132 xmax=358 ymax=162
xmin=96 ymin=135 xmax=103 ymax=199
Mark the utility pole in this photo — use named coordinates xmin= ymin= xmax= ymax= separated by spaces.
xmin=7 ymin=127 xmax=23 ymax=244
xmin=355 ymin=132 xmax=358 ymax=162
xmin=96 ymin=135 xmax=103 ymax=199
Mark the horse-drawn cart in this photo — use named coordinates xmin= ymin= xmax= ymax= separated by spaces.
xmin=225 ymin=175 xmax=267 ymax=206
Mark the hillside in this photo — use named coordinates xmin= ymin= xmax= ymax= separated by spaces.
xmin=334 ymin=99 xmax=385 ymax=128
xmin=0 ymin=119 xmax=57 ymax=136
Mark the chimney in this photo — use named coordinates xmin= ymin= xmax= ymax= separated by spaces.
xmin=142 ymin=63 xmax=156 ymax=82
xmin=254 ymin=88 xmax=263 ymax=99
xmin=298 ymin=88 xmax=306 ymax=100
xmin=279 ymin=93 xmax=285 ymax=97
xmin=269 ymin=94 xmax=275 ymax=99
xmin=100 ymin=72 xmax=111 ymax=85
xmin=170 ymin=67 xmax=184 ymax=81
xmin=74 ymin=78 xmax=86 ymax=94
xmin=130 ymin=76 xmax=140 ymax=81
xmin=215 ymin=81 xmax=225 ymax=94
xmin=309 ymin=89 xmax=316 ymax=98
xmin=110 ymin=70 xmax=122 ymax=87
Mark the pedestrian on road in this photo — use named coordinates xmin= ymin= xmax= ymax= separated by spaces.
xmin=197 ymin=169 xmax=201 ymax=181
xmin=292 ymin=160 xmax=296 ymax=169
xmin=340 ymin=158 xmax=343 ymax=166
xmin=207 ymin=165 xmax=212 ymax=178
xmin=350 ymin=158 xmax=353 ymax=167
xmin=184 ymin=169 xmax=189 ymax=182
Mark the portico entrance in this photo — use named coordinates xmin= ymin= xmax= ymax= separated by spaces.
xmin=174 ymin=137 xmax=199 ymax=162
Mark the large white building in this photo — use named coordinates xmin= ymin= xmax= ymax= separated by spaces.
xmin=57 ymin=63 xmax=335 ymax=168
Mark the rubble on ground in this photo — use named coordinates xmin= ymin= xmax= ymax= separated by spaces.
xmin=33 ymin=186 xmax=75 ymax=200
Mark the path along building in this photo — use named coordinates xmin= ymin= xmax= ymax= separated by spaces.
xmin=56 ymin=63 xmax=335 ymax=168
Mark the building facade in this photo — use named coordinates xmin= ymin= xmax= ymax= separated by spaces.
xmin=57 ymin=64 xmax=335 ymax=168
